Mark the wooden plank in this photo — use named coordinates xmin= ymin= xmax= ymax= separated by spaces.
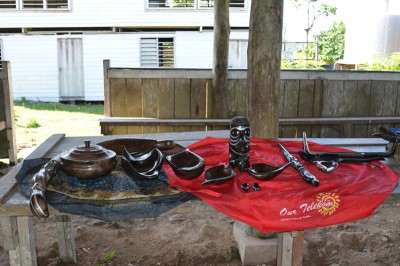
xmin=367 ymin=80 xmax=386 ymax=136
xmin=103 ymin=60 xmax=111 ymax=117
xmin=158 ymin=78 xmax=175 ymax=132
xmin=0 ymin=216 xmax=18 ymax=250
xmin=109 ymin=78 xmax=128 ymax=117
xmin=125 ymin=78 xmax=143 ymax=117
xmin=279 ymin=80 xmax=285 ymax=137
xmin=321 ymin=80 xmax=344 ymax=137
xmin=281 ymin=80 xmax=300 ymax=138
xmin=56 ymin=215 xmax=76 ymax=263
xmin=291 ymin=231 xmax=304 ymax=266
xmin=9 ymin=244 xmax=21 ymax=266
xmin=392 ymin=81 xmax=400 ymax=128
xmin=190 ymin=79 xmax=208 ymax=131
xmin=0 ymin=120 xmax=5 ymax=131
xmin=17 ymin=216 xmax=37 ymax=266
xmin=226 ymin=79 xmax=247 ymax=118
xmin=100 ymin=117 xmax=400 ymax=127
xmin=311 ymin=79 xmax=323 ymax=137
xmin=174 ymin=78 xmax=191 ymax=132
xmin=339 ymin=80 xmax=357 ymax=137
xmin=142 ymin=79 xmax=159 ymax=133
xmin=277 ymin=232 xmax=294 ymax=266
xmin=2 ymin=61 xmax=17 ymax=164
xmin=297 ymin=80 xmax=314 ymax=137
xmin=126 ymin=78 xmax=143 ymax=134
xmin=381 ymin=81 xmax=399 ymax=130
xmin=354 ymin=80 xmax=371 ymax=137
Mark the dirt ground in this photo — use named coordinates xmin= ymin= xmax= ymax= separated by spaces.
xmin=1 ymin=162 xmax=400 ymax=266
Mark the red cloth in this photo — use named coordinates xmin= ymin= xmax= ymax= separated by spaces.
xmin=164 ymin=137 xmax=399 ymax=233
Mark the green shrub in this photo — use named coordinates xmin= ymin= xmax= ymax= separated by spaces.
xmin=26 ymin=119 xmax=41 ymax=128
xmin=358 ymin=52 xmax=400 ymax=71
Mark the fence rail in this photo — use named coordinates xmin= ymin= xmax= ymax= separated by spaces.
xmin=103 ymin=60 xmax=400 ymax=138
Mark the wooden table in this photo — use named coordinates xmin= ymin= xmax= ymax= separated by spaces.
xmin=0 ymin=131 xmax=399 ymax=266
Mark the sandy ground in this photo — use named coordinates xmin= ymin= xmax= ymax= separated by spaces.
xmin=1 ymin=162 xmax=400 ymax=266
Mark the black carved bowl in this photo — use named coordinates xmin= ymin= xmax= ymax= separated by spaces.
xmin=202 ymin=165 xmax=236 ymax=185
xmin=166 ymin=149 xmax=205 ymax=180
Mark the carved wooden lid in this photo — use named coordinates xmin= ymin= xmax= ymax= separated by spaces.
xmin=61 ymin=140 xmax=116 ymax=162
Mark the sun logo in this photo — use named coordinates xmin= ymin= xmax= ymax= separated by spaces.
xmin=316 ymin=193 xmax=340 ymax=216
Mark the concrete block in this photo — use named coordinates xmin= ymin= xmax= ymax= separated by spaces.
xmin=233 ymin=222 xmax=278 ymax=265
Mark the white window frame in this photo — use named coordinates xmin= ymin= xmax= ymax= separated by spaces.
xmin=140 ymin=37 xmax=175 ymax=68
xmin=0 ymin=0 xmax=70 ymax=10
xmin=147 ymin=0 xmax=195 ymax=9
xmin=146 ymin=0 xmax=246 ymax=10
xmin=198 ymin=0 xmax=246 ymax=9
xmin=21 ymin=0 xmax=70 ymax=10
xmin=0 ymin=0 xmax=18 ymax=9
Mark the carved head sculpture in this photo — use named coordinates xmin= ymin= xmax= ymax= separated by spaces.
xmin=229 ymin=116 xmax=250 ymax=172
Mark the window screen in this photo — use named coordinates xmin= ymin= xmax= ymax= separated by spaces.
xmin=141 ymin=37 xmax=174 ymax=68
xmin=0 ymin=0 xmax=17 ymax=9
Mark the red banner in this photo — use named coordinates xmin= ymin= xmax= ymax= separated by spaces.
xmin=164 ymin=137 xmax=399 ymax=233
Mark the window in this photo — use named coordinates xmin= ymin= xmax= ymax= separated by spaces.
xmin=198 ymin=0 xmax=245 ymax=8
xmin=141 ymin=38 xmax=174 ymax=68
xmin=147 ymin=0 xmax=245 ymax=9
xmin=0 ymin=0 xmax=17 ymax=9
xmin=148 ymin=0 xmax=195 ymax=8
xmin=22 ymin=0 xmax=69 ymax=9
xmin=0 ymin=0 xmax=70 ymax=10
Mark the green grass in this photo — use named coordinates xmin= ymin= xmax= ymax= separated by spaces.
xmin=14 ymin=99 xmax=104 ymax=115
xmin=14 ymin=100 xmax=104 ymax=151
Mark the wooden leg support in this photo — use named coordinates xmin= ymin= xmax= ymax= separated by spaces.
xmin=1 ymin=216 xmax=38 ymax=266
xmin=56 ymin=215 xmax=76 ymax=263
xmin=277 ymin=231 xmax=304 ymax=266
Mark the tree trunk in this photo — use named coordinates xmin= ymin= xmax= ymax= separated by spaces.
xmin=211 ymin=0 xmax=230 ymax=118
xmin=247 ymin=0 xmax=284 ymax=139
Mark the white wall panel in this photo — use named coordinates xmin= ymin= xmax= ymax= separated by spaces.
xmin=0 ymin=0 xmax=250 ymax=28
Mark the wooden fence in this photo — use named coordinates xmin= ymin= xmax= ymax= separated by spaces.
xmin=0 ymin=61 xmax=17 ymax=164
xmin=103 ymin=60 xmax=400 ymax=138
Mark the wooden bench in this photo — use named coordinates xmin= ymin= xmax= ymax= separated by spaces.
xmin=100 ymin=116 xmax=400 ymax=137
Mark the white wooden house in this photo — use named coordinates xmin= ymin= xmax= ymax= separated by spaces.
xmin=0 ymin=0 xmax=250 ymax=102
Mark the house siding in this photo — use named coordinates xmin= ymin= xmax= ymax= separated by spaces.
xmin=0 ymin=0 xmax=251 ymax=102
xmin=1 ymin=30 xmax=248 ymax=101
xmin=0 ymin=0 xmax=250 ymax=28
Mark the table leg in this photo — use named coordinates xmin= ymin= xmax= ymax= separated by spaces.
xmin=18 ymin=216 xmax=38 ymax=266
xmin=56 ymin=215 xmax=76 ymax=263
xmin=1 ymin=216 xmax=37 ymax=266
xmin=277 ymin=231 xmax=304 ymax=266
xmin=0 ymin=216 xmax=18 ymax=251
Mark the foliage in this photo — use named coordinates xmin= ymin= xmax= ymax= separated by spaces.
xmin=281 ymin=58 xmax=324 ymax=70
xmin=314 ymin=21 xmax=346 ymax=65
xmin=358 ymin=53 xmax=400 ymax=71
xmin=290 ymin=0 xmax=337 ymax=42
xmin=26 ymin=119 xmax=41 ymax=128
xmin=14 ymin=99 xmax=103 ymax=115
xmin=96 ymin=250 xmax=117 ymax=265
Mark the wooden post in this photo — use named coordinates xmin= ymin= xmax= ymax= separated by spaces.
xmin=2 ymin=61 xmax=17 ymax=165
xmin=103 ymin=60 xmax=111 ymax=117
xmin=211 ymin=0 xmax=230 ymax=118
xmin=17 ymin=216 xmax=37 ymax=266
xmin=247 ymin=0 xmax=284 ymax=139
xmin=56 ymin=215 xmax=76 ymax=263
xmin=0 ymin=216 xmax=18 ymax=251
